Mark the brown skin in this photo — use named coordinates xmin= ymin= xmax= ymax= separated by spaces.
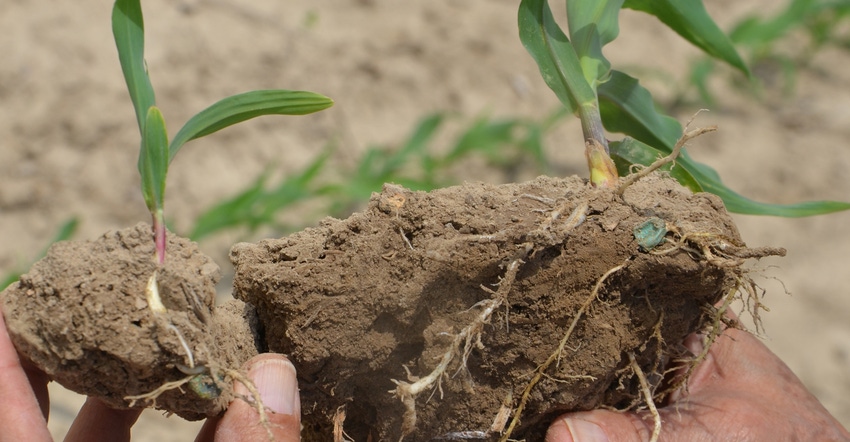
xmin=0 ymin=310 xmax=300 ymax=442
xmin=545 ymin=316 xmax=850 ymax=442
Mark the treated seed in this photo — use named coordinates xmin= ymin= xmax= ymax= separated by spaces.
xmin=189 ymin=374 xmax=222 ymax=400
xmin=634 ymin=218 xmax=667 ymax=251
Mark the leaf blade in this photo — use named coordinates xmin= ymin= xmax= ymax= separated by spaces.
xmin=518 ymin=0 xmax=597 ymax=113
xmin=598 ymin=70 xmax=682 ymax=151
xmin=567 ymin=0 xmax=624 ymax=88
xmin=141 ymin=106 xmax=169 ymax=213
xmin=611 ymin=137 xmax=850 ymax=216
xmin=112 ymin=0 xmax=156 ymax=135
xmin=169 ymin=90 xmax=333 ymax=161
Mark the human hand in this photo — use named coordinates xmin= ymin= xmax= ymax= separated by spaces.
xmin=545 ymin=318 xmax=850 ymax=442
xmin=0 ymin=310 xmax=301 ymax=442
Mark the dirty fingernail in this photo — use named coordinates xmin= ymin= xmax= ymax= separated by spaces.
xmin=563 ymin=417 xmax=609 ymax=442
xmin=238 ymin=358 xmax=299 ymax=415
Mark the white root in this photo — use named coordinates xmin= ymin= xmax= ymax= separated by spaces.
xmin=145 ymin=270 xmax=167 ymax=314
xmin=629 ymin=352 xmax=661 ymax=442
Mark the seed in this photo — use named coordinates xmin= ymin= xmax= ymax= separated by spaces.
xmin=633 ymin=218 xmax=667 ymax=252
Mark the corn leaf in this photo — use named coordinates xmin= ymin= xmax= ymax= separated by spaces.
xmin=598 ymin=70 xmax=682 ymax=150
xmin=112 ymin=0 xmax=156 ymax=136
xmin=169 ymin=90 xmax=333 ymax=161
xmin=623 ymin=0 xmax=750 ymax=76
xmin=566 ymin=0 xmax=624 ymax=89
xmin=190 ymin=152 xmax=328 ymax=240
xmin=518 ymin=0 xmax=597 ymax=113
xmin=683 ymin=156 xmax=850 ymax=217
xmin=608 ymin=117 xmax=850 ymax=217
xmin=141 ymin=106 xmax=168 ymax=213
xmin=610 ymin=137 xmax=702 ymax=192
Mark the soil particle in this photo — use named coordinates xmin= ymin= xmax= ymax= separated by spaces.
xmin=231 ymin=174 xmax=760 ymax=441
xmin=1 ymin=223 xmax=260 ymax=420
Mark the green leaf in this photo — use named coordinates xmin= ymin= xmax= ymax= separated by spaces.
xmin=623 ymin=0 xmax=750 ymax=76
xmin=729 ymin=0 xmax=814 ymax=47
xmin=190 ymin=152 xmax=328 ymax=240
xmin=141 ymin=106 xmax=169 ymax=213
xmin=610 ymin=137 xmax=702 ymax=192
xmin=566 ymin=0 xmax=624 ymax=88
xmin=598 ymin=70 xmax=682 ymax=151
xmin=112 ymin=0 xmax=156 ymax=135
xmin=348 ymin=113 xmax=444 ymax=199
xmin=611 ymin=137 xmax=850 ymax=217
xmin=518 ymin=0 xmax=597 ymax=113
xmin=169 ymin=90 xmax=333 ymax=161
xmin=601 ymin=72 xmax=849 ymax=216
xmin=683 ymin=157 xmax=850 ymax=217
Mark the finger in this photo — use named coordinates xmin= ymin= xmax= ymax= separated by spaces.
xmin=199 ymin=354 xmax=301 ymax=442
xmin=22 ymin=358 xmax=51 ymax=419
xmin=546 ymin=409 xmax=653 ymax=442
xmin=0 ymin=308 xmax=52 ymax=442
xmin=64 ymin=397 xmax=143 ymax=442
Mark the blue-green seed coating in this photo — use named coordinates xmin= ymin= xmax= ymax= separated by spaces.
xmin=634 ymin=218 xmax=667 ymax=251
xmin=189 ymin=374 xmax=222 ymax=400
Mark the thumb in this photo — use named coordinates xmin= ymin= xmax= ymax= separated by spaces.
xmin=546 ymin=410 xmax=653 ymax=442
xmin=207 ymin=354 xmax=302 ymax=442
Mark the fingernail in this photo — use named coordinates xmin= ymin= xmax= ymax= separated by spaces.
xmin=237 ymin=358 xmax=299 ymax=415
xmin=564 ymin=417 xmax=609 ymax=442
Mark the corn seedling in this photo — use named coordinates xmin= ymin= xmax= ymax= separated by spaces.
xmin=518 ymin=0 xmax=850 ymax=216
xmin=112 ymin=0 xmax=333 ymax=264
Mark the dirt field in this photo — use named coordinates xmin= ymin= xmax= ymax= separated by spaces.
xmin=2 ymin=0 xmax=848 ymax=439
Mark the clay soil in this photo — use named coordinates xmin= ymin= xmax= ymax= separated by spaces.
xmin=2 ymin=0 xmax=850 ymax=440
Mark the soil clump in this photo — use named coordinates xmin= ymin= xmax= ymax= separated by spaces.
xmin=1 ymin=223 xmax=261 ymax=420
xmin=231 ymin=173 xmax=783 ymax=440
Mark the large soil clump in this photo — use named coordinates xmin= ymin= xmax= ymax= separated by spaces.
xmin=1 ymin=174 xmax=783 ymax=440
xmin=231 ymin=173 xmax=783 ymax=440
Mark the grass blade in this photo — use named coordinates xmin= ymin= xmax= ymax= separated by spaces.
xmin=169 ymin=90 xmax=334 ymax=161
xmin=189 ymin=152 xmax=328 ymax=240
xmin=518 ymin=0 xmax=597 ymax=113
xmin=610 ymin=137 xmax=702 ymax=192
xmin=112 ymin=0 xmax=156 ymax=135
xmin=566 ymin=0 xmax=624 ymax=88
xmin=611 ymin=136 xmax=850 ymax=216
xmin=141 ymin=106 xmax=168 ymax=213
xmin=598 ymin=70 xmax=682 ymax=151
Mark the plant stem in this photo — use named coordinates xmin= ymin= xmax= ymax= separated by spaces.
xmin=152 ymin=209 xmax=166 ymax=265
xmin=578 ymin=102 xmax=607 ymax=153
xmin=578 ymin=102 xmax=618 ymax=187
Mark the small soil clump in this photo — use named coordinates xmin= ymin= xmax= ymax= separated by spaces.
xmin=231 ymin=174 xmax=783 ymax=440
xmin=1 ymin=223 xmax=260 ymax=420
